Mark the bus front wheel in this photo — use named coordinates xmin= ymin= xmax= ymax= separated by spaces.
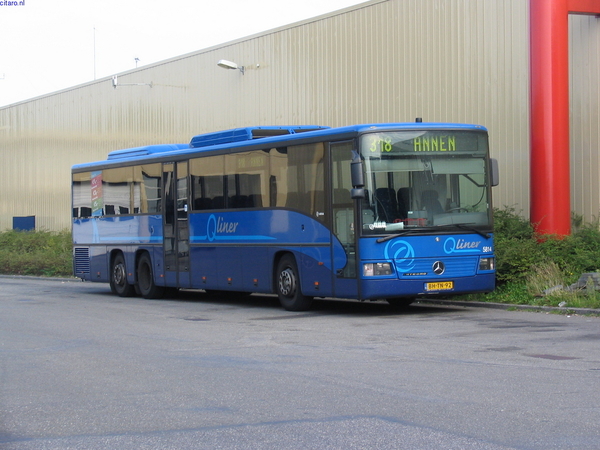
xmin=137 ymin=253 xmax=165 ymax=299
xmin=276 ymin=254 xmax=313 ymax=311
xmin=110 ymin=253 xmax=136 ymax=297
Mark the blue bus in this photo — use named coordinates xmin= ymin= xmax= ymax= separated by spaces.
xmin=72 ymin=122 xmax=498 ymax=310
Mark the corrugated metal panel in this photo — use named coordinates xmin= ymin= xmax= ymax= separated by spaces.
xmin=570 ymin=14 xmax=600 ymax=221
xmin=1 ymin=0 xmax=598 ymax=232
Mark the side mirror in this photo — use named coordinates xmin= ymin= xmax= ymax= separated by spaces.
xmin=351 ymin=188 xmax=366 ymax=200
xmin=351 ymin=151 xmax=364 ymax=188
xmin=490 ymin=158 xmax=499 ymax=187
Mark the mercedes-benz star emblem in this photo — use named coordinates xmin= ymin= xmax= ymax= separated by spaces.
xmin=432 ymin=261 xmax=445 ymax=275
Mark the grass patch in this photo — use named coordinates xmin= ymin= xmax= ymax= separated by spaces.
xmin=0 ymin=229 xmax=73 ymax=277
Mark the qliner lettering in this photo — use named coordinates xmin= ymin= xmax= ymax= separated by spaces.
xmin=455 ymin=239 xmax=481 ymax=249
xmin=217 ymin=216 xmax=239 ymax=233
xmin=413 ymin=136 xmax=456 ymax=152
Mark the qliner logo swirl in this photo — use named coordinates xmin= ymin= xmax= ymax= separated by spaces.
xmin=206 ymin=214 xmax=240 ymax=242
xmin=384 ymin=240 xmax=416 ymax=273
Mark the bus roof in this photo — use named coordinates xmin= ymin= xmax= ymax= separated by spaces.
xmin=72 ymin=122 xmax=488 ymax=171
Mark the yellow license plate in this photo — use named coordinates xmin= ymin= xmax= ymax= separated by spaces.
xmin=426 ymin=281 xmax=454 ymax=291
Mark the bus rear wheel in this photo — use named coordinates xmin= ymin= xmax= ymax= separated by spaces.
xmin=137 ymin=253 xmax=165 ymax=299
xmin=110 ymin=253 xmax=136 ymax=297
xmin=276 ymin=254 xmax=313 ymax=311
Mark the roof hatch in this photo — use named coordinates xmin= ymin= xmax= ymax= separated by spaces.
xmin=189 ymin=126 xmax=329 ymax=149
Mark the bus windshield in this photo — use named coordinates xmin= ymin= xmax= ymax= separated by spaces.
xmin=359 ymin=130 xmax=492 ymax=235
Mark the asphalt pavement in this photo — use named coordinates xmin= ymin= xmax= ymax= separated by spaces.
xmin=1 ymin=277 xmax=599 ymax=449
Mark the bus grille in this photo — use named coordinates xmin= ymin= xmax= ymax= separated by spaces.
xmin=398 ymin=257 xmax=479 ymax=278
xmin=74 ymin=247 xmax=90 ymax=274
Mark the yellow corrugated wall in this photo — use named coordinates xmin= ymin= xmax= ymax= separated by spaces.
xmin=0 ymin=0 xmax=598 ymax=231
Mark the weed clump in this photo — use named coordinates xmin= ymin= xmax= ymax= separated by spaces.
xmin=0 ymin=229 xmax=72 ymax=277
xmin=477 ymin=208 xmax=600 ymax=309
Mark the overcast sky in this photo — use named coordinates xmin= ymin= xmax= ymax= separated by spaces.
xmin=0 ymin=0 xmax=366 ymax=107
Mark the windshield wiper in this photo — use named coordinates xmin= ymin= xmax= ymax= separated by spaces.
xmin=375 ymin=223 xmax=490 ymax=244
xmin=435 ymin=223 xmax=491 ymax=239
xmin=376 ymin=229 xmax=422 ymax=243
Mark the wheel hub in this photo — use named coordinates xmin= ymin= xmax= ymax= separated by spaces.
xmin=113 ymin=264 xmax=126 ymax=285
xmin=278 ymin=268 xmax=295 ymax=297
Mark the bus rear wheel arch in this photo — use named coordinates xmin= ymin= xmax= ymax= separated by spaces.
xmin=136 ymin=252 xmax=165 ymax=299
xmin=275 ymin=253 xmax=313 ymax=311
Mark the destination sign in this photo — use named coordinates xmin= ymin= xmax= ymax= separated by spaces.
xmin=362 ymin=131 xmax=483 ymax=155
xmin=413 ymin=135 xmax=456 ymax=152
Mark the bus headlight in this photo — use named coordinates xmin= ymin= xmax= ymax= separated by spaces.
xmin=363 ymin=262 xmax=393 ymax=277
xmin=479 ymin=257 xmax=495 ymax=271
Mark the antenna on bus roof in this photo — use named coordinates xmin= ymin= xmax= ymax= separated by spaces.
xmin=416 ymin=117 xmax=423 ymax=123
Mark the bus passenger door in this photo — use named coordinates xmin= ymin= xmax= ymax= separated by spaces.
xmin=330 ymin=141 xmax=358 ymax=298
xmin=163 ymin=161 xmax=191 ymax=288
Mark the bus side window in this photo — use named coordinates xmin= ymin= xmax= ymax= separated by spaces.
xmin=190 ymin=157 xmax=225 ymax=211
xmin=72 ymin=174 xmax=92 ymax=218
xmin=286 ymin=142 xmax=325 ymax=220
xmin=134 ymin=164 xmax=162 ymax=214
xmin=102 ymin=167 xmax=134 ymax=216
xmin=225 ymin=153 xmax=267 ymax=210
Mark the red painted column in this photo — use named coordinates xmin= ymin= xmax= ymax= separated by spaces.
xmin=529 ymin=0 xmax=571 ymax=235
xmin=568 ymin=0 xmax=600 ymax=14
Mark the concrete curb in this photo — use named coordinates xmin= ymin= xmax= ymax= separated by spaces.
xmin=0 ymin=274 xmax=80 ymax=283
xmin=416 ymin=298 xmax=600 ymax=315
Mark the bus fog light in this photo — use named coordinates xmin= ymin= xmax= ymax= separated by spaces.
xmin=363 ymin=263 xmax=393 ymax=276
xmin=479 ymin=257 xmax=495 ymax=271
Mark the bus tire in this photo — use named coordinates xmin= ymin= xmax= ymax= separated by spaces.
xmin=137 ymin=252 xmax=165 ymax=299
xmin=276 ymin=254 xmax=313 ymax=311
xmin=387 ymin=297 xmax=414 ymax=309
xmin=110 ymin=253 xmax=136 ymax=297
